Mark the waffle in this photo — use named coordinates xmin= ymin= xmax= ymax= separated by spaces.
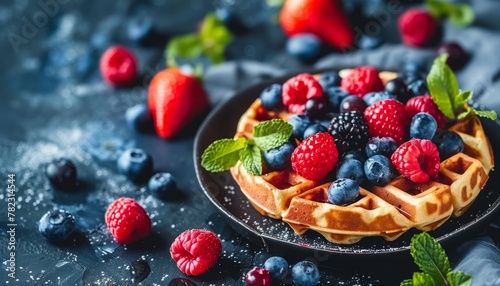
xmin=229 ymin=70 xmax=493 ymax=244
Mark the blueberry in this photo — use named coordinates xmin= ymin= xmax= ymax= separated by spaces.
xmin=340 ymin=95 xmax=368 ymax=112
xmin=324 ymin=87 xmax=349 ymax=112
xmin=410 ymin=112 xmax=437 ymax=140
xmin=216 ymin=7 xmax=249 ymax=35
xmin=263 ymin=141 xmax=295 ymax=171
xmin=129 ymin=259 xmax=151 ymax=283
xmin=385 ymin=78 xmax=412 ymax=103
xmin=363 ymin=91 xmax=397 ymax=106
xmin=318 ymin=72 xmax=341 ymax=90
xmin=117 ymin=148 xmax=153 ymax=182
xmin=399 ymin=70 xmax=425 ymax=85
xmin=291 ymin=261 xmax=320 ymax=286
xmin=148 ymin=172 xmax=177 ymax=200
xmin=327 ymin=178 xmax=360 ymax=205
xmin=38 ymin=209 xmax=76 ymax=243
xmin=303 ymin=123 xmax=327 ymax=139
xmin=335 ymin=159 xmax=365 ymax=185
xmin=305 ymin=97 xmax=328 ymax=119
xmin=407 ymin=79 xmax=429 ymax=96
xmin=357 ymin=35 xmax=381 ymax=50
xmin=342 ymin=150 xmax=367 ymax=163
xmin=433 ymin=130 xmax=464 ymax=161
xmin=46 ymin=158 xmax=77 ymax=190
xmin=126 ymin=14 xmax=156 ymax=46
xmin=365 ymin=137 xmax=398 ymax=158
xmin=264 ymin=256 xmax=288 ymax=280
xmin=402 ymin=60 xmax=427 ymax=74
xmin=286 ymin=33 xmax=321 ymax=60
xmin=364 ymin=155 xmax=394 ymax=186
xmin=259 ymin=83 xmax=283 ymax=111
xmin=437 ymin=42 xmax=469 ymax=70
xmin=287 ymin=114 xmax=314 ymax=140
xmin=125 ymin=104 xmax=154 ymax=133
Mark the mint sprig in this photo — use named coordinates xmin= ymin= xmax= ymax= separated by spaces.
xmin=166 ymin=13 xmax=233 ymax=70
xmin=201 ymin=119 xmax=293 ymax=175
xmin=425 ymin=0 xmax=475 ymax=27
xmin=401 ymin=232 xmax=472 ymax=286
xmin=427 ymin=54 xmax=498 ymax=121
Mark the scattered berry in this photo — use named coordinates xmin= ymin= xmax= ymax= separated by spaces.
xmin=335 ymin=158 xmax=365 ymax=185
xmin=318 ymin=72 xmax=341 ymax=90
xmin=303 ymin=123 xmax=328 ymax=139
xmin=286 ymin=33 xmax=322 ymax=60
xmin=410 ymin=112 xmax=437 ymax=140
xmin=391 ymin=139 xmax=440 ymax=183
xmin=398 ymin=8 xmax=439 ymax=47
xmin=341 ymin=66 xmax=384 ymax=97
xmin=405 ymin=95 xmax=447 ymax=129
xmin=117 ymin=148 xmax=153 ymax=182
xmin=365 ymin=137 xmax=398 ymax=158
xmin=245 ymin=266 xmax=272 ymax=286
xmin=129 ymin=259 xmax=151 ymax=283
xmin=324 ymin=86 xmax=350 ymax=112
xmin=260 ymin=84 xmax=283 ymax=111
xmin=105 ymin=197 xmax=152 ymax=244
xmin=328 ymin=178 xmax=360 ymax=205
xmin=264 ymin=256 xmax=289 ymax=280
xmin=291 ymin=261 xmax=320 ymax=286
xmin=363 ymin=91 xmax=397 ymax=106
xmin=288 ymin=114 xmax=314 ymax=140
xmin=170 ymin=229 xmax=222 ymax=276
xmin=385 ymin=78 xmax=412 ymax=103
xmin=340 ymin=95 xmax=368 ymax=113
xmin=291 ymin=132 xmax=338 ymax=181
xmin=100 ymin=46 xmax=137 ymax=86
xmin=328 ymin=111 xmax=370 ymax=154
xmin=46 ymin=158 xmax=77 ymax=190
xmin=263 ymin=141 xmax=296 ymax=171
xmin=357 ymin=35 xmax=382 ymax=50
xmin=364 ymin=99 xmax=409 ymax=144
xmin=282 ymin=73 xmax=323 ymax=114
xmin=437 ymin=42 xmax=469 ymax=70
xmin=148 ymin=172 xmax=177 ymax=200
xmin=433 ymin=130 xmax=464 ymax=161
xmin=305 ymin=97 xmax=328 ymax=119
xmin=407 ymin=79 xmax=429 ymax=96
xmin=125 ymin=104 xmax=154 ymax=133
xmin=38 ymin=209 xmax=76 ymax=243
xmin=364 ymin=154 xmax=395 ymax=186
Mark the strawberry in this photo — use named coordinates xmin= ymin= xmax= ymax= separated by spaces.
xmin=405 ymin=95 xmax=447 ymax=129
xmin=148 ymin=68 xmax=209 ymax=139
xmin=364 ymin=99 xmax=409 ymax=144
xmin=105 ymin=197 xmax=151 ymax=244
xmin=170 ymin=229 xmax=222 ymax=276
xmin=280 ymin=0 xmax=354 ymax=50
xmin=391 ymin=139 xmax=440 ymax=183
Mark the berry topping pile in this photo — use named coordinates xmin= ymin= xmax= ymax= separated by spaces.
xmin=282 ymin=73 xmax=323 ymax=113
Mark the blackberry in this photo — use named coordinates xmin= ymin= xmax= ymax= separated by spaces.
xmin=328 ymin=111 xmax=370 ymax=155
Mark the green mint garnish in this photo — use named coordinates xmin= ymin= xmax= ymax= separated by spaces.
xmin=425 ymin=0 xmax=475 ymax=27
xmin=427 ymin=54 xmax=497 ymax=121
xmin=201 ymin=119 xmax=293 ymax=175
xmin=165 ymin=13 xmax=233 ymax=69
xmin=401 ymin=232 xmax=472 ymax=286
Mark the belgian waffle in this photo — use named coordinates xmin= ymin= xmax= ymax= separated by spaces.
xmin=230 ymin=70 xmax=493 ymax=244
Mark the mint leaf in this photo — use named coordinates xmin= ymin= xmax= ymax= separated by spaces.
xmin=200 ymin=13 xmax=233 ymax=65
xmin=165 ymin=34 xmax=203 ymax=67
xmin=253 ymin=119 xmax=293 ymax=150
xmin=456 ymin=90 xmax=473 ymax=107
xmin=427 ymin=54 xmax=459 ymax=119
xmin=470 ymin=108 xmax=498 ymax=120
xmin=410 ymin=232 xmax=452 ymax=285
xmin=425 ymin=0 xmax=475 ymax=27
xmin=412 ymin=272 xmax=435 ymax=286
xmin=447 ymin=271 xmax=472 ymax=286
xmin=400 ymin=279 xmax=413 ymax=286
xmin=201 ymin=138 xmax=247 ymax=172
xmin=240 ymin=144 xmax=262 ymax=175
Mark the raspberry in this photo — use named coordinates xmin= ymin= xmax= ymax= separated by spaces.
xmin=391 ymin=139 xmax=440 ymax=183
xmin=398 ymin=9 xmax=439 ymax=47
xmin=405 ymin=95 xmax=447 ymax=129
xmin=364 ymin=99 xmax=409 ymax=144
xmin=291 ymin=132 xmax=338 ymax=181
xmin=340 ymin=66 xmax=384 ymax=97
xmin=170 ymin=229 xmax=222 ymax=276
xmin=105 ymin=197 xmax=151 ymax=244
xmin=100 ymin=46 xmax=137 ymax=86
xmin=328 ymin=111 xmax=370 ymax=154
xmin=282 ymin=73 xmax=323 ymax=114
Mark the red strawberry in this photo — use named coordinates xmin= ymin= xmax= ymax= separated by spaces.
xmin=105 ymin=197 xmax=151 ymax=244
xmin=405 ymin=95 xmax=447 ymax=129
xmin=391 ymin=139 xmax=440 ymax=183
xmin=170 ymin=229 xmax=222 ymax=276
xmin=148 ymin=68 xmax=209 ymax=139
xmin=100 ymin=46 xmax=137 ymax=86
xmin=282 ymin=73 xmax=323 ymax=114
xmin=341 ymin=66 xmax=384 ymax=97
xmin=280 ymin=0 xmax=354 ymax=50
xmin=291 ymin=132 xmax=338 ymax=181
xmin=364 ymin=99 xmax=409 ymax=144
xmin=398 ymin=8 xmax=440 ymax=47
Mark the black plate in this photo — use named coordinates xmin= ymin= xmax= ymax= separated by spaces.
xmin=194 ymin=70 xmax=500 ymax=264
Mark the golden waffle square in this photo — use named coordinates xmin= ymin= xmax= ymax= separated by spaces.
xmin=282 ymin=183 xmax=411 ymax=244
